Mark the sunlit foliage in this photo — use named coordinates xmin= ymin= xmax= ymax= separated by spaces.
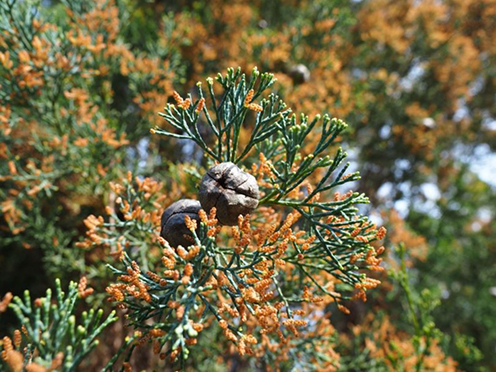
xmin=1 ymin=0 xmax=495 ymax=371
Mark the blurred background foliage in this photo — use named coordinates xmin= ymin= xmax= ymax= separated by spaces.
xmin=1 ymin=0 xmax=495 ymax=371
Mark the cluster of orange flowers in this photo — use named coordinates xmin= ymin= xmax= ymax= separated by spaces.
xmin=65 ymin=0 xmax=174 ymax=123
xmin=158 ymin=0 xmax=496 ymax=180
xmin=107 ymin=261 xmax=152 ymax=304
xmin=381 ymin=209 xmax=429 ymax=267
xmin=97 ymin=169 xmax=386 ymax=370
xmin=1 ymin=333 xmax=64 ymax=372
xmin=77 ymin=276 xmax=95 ymax=299
xmin=0 ymin=0 xmax=178 ymax=249
xmin=76 ymin=173 xmax=172 ymax=269
xmin=244 ymin=89 xmax=264 ymax=113
xmin=5 ymin=0 xmax=494 ymax=369
xmin=342 ymin=315 xmax=459 ymax=372
xmin=0 ymin=293 xmax=13 ymax=313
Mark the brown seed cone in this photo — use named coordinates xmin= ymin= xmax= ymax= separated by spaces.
xmin=199 ymin=162 xmax=260 ymax=226
xmin=160 ymin=199 xmax=201 ymax=247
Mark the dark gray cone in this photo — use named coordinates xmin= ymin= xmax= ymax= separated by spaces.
xmin=160 ymin=199 xmax=201 ymax=247
xmin=199 ymin=162 xmax=260 ymax=226
xmin=288 ymin=64 xmax=310 ymax=84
